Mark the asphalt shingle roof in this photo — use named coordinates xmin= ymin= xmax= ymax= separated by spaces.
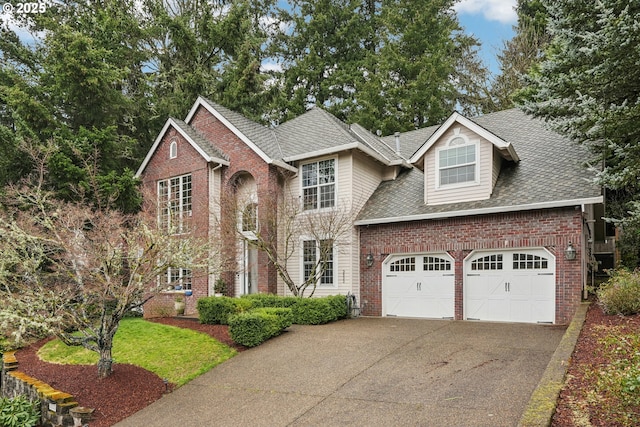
xmin=200 ymin=97 xmax=283 ymax=160
xmin=357 ymin=109 xmax=602 ymax=223
xmin=274 ymin=107 xmax=404 ymax=163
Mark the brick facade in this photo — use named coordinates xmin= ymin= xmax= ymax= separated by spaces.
xmin=139 ymin=106 xmax=283 ymax=315
xmin=359 ymin=207 xmax=584 ymax=324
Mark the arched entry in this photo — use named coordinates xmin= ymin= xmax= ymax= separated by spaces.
xmin=232 ymin=173 xmax=259 ymax=296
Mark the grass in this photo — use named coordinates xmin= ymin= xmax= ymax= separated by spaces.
xmin=37 ymin=318 xmax=237 ymax=386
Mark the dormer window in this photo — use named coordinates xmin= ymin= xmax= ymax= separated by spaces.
xmin=169 ymin=140 xmax=178 ymax=159
xmin=437 ymin=135 xmax=477 ymax=187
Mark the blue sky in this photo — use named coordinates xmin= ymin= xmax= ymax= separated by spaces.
xmin=454 ymin=0 xmax=517 ymax=75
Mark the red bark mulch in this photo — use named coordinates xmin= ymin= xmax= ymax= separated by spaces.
xmin=14 ymin=318 xmax=245 ymax=427
xmin=551 ymin=302 xmax=640 ymax=427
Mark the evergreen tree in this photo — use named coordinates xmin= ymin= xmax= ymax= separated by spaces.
xmin=523 ymin=0 xmax=640 ymax=265
xmin=488 ymin=0 xmax=550 ymax=112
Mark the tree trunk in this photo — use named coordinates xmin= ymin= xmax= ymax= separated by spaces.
xmin=97 ymin=343 xmax=113 ymax=378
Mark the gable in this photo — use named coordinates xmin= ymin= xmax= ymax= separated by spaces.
xmin=136 ymin=118 xmax=229 ymax=177
xmin=410 ymin=112 xmax=519 ymax=170
xmin=423 ymin=125 xmax=496 ymax=205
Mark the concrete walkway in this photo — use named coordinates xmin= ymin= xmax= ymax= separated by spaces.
xmin=115 ymin=316 xmax=569 ymax=427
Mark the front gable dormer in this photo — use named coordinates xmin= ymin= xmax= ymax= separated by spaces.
xmin=409 ymin=112 xmax=519 ymax=206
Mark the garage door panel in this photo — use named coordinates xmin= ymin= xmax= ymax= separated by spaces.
xmin=464 ymin=249 xmax=555 ymax=324
xmin=383 ymin=254 xmax=454 ymax=319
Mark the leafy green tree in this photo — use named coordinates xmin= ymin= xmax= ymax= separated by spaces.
xmin=271 ymin=0 xmax=375 ymax=123
xmin=523 ymin=0 xmax=640 ymax=266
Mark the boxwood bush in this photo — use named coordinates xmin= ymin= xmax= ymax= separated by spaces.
xmin=228 ymin=307 xmax=293 ymax=347
xmin=240 ymin=293 xmax=298 ymax=308
xmin=199 ymin=294 xmax=348 ymax=326
xmin=597 ymin=269 xmax=640 ymax=315
xmin=197 ymin=296 xmax=253 ymax=325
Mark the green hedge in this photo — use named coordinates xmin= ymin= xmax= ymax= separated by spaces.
xmin=240 ymin=294 xmax=298 ymax=308
xmin=197 ymin=296 xmax=253 ymax=325
xmin=199 ymin=294 xmax=348 ymax=326
xmin=241 ymin=294 xmax=348 ymax=324
xmin=228 ymin=307 xmax=293 ymax=347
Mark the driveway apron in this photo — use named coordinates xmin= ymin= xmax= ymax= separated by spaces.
xmin=114 ymin=318 xmax=565 ymax=427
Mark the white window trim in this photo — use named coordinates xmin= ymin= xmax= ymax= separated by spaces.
xmin=300 ymin=157 xmax=338 ymax=212
xmin=157 ymin=173 xmax=192 ymax=235
xmin=434 ymin=135 xmax=479 ymax=190
xmin=300 ymin=237 xmax=337 ymax=288
xmin=169 ymin=139 xmax=178 ymax=159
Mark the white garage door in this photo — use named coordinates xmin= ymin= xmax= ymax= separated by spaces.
xmin=383 ymin=253 xmax=455 ymax=319
xmin=464 ymin=249 xmax=556 ymax=324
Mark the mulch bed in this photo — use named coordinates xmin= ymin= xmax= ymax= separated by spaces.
xmin=551 ymin=302 xmax=640 ymax=426
xmin=14 ymin=318 xmax=245 ymax=427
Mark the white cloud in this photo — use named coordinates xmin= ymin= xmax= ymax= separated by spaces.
xmin=453 ymin=0 xmax=517 ymax=24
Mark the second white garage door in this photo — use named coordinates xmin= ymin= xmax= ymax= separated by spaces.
xmin=383 ymin=253 xmax=455 ymax=319
xmin=464 ymin=249 xmax=556 ymax=324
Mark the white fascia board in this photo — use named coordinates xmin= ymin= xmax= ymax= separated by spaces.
xmin=409 ymin=112 xmax=520 ymax=164
xmin=185 ymin=96 xmax=274 ymax=165
xmin=283 ymin=142 xmax=391 ymax=166
xmin=135 ymin=118 xmax=229 ymax=178
xmin=354 ymin=196 xmax=604 ymax=226
xmin=136 ymin=118 xmax=174 ymax=177
xmin=272 ymin=159 xmax=298 ymax=173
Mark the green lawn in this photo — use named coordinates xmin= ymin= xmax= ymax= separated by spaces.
xmin=38 ymin=318 xmax=237 ymax=386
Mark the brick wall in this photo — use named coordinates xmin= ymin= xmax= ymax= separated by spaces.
xmin=140 ymin=125 xmax=211 ymax=315
xmin=359 ymin=207 xmax=584 ymax=324
xmin=139 ymin=106 xmax=283 ymax=311
xmin=190 ymin=106 xmax=281 ymax=296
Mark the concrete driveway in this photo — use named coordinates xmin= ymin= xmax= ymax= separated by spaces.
xmin=115 ymin=317 xmax=566 ymax=427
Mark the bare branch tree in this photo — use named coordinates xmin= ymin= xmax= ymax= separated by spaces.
xmin=0 ymin=142 xmax=209 ymax=377
xmin=221 ymin=177 xmax=357 ymax=297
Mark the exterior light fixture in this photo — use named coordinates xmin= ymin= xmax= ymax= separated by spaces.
xmin=565 ymin=242 xmax=576 ymax=260
xmin=366 ymin=252 xmax=374 ymax=267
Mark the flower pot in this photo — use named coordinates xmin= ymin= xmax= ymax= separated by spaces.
xmin=174 ymin=301 xmax=185 ymax=315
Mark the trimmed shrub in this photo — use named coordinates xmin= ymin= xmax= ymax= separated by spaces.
xmin=291 ymin=298 xmax=335 ymax=325
xmin=255 ymin=307 xmax=294 ymax=330
xmin=597 ymin=269 xmax=640 ymax=315
xmin=228 ymin=307 xmax=292 ymax=347
xmin=0 ymin=395 xmax=40 ymax=427
xmin=325 ymin=295 xmax=348 ymax=320
xmin=240 ymin=293 xmax=298 ymax=308
xmin=197 ymin=296 xmax=254 ymax=325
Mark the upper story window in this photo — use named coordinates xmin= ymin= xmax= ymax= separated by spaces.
xmin=169 ymin=140 xmax=178 ymax=159
xmin=158 ymin=174 xmax=192 ymax=234
xmin=437 ymin=136 xmax=477 ymax=187
xmin=302 ymin=159 xmax=335 ymax=210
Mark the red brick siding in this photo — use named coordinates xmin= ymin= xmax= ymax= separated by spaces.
xmin=190 ymin=106 xmax=281 ymax=295
xmin=359 ymin=207 xmax=584 ymax=324
xmin=140 ymin=107 xmax=282 ymax=316
xmin=139 ymin=126 xmax=211 ymax=316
